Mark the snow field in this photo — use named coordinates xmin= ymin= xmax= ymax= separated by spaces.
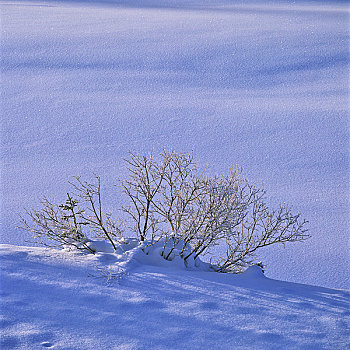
xmin=0 ymin=243 xmax=349 ymax=349
xmin=1 ymin=0 xmax=349 ymax=289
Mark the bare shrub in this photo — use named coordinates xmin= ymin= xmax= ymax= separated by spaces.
xmin=20 ymin=175 xmax=122 ymax=253
xmin=20 ymin=150 xmax=308 ymax=272
xmin=121 ymin=149 xmax=309 ymax=271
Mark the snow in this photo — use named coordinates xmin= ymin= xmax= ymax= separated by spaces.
xmin=1 ymin=242 xmax=349 ymax=349
xmin=1 ymin=0 xmax=349 ymax=290
xmin=85 ymin=240 xmax=117 ymax=254
xmin=77 ymin=239 xmax=212 ymax=271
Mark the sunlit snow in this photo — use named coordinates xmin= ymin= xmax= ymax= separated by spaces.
xmin=1 ymin=0 xmax=349 ymax=292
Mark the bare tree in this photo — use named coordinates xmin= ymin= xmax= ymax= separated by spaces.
xmin=121 ymin=149 xmax=309 ymax=270
xmin=20 ymin=176 xmax=122 ymax=252
xmin=68 ymin=175 xmax=121 ymax=250
xmin=20 ymin=195 xmax=95 ymax=253
xmin=214 ymin=199 xmax=308 ymax=272
xmin=120 ymin=152 xmax=168 ymax=242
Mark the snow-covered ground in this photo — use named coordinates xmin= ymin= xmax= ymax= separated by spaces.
xmin=1 ymin=0 xmax=349 ymax=290
xmin=1 ymin=242 xmax=349 ymax=350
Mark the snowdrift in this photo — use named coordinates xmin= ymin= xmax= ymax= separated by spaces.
xmin=83 ymin=238 xmax=213 ymax=272
xmin=1 ymin=242 xmax=349 ymax=349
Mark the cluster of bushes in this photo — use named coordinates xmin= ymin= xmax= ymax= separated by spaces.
xmin=20 ymin=149 xmax=308 ymax=272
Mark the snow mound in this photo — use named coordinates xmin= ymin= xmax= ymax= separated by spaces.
xmin=82 ymin=238 xmax=213 ymax=273
xmin=86 ymin=240 xmax=116 ymax=253
xmin=242 ymin=265 xmax=265 ymax=278
xmin=70 ymin=239 xmax=269 ymax=276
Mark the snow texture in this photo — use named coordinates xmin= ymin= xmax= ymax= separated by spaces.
xmin=1 ymin=243 xmax=349 ymax=350
xmin=0 ymin=0 xmax=349 ymax=289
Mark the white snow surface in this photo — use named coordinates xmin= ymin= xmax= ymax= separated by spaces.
xmin=0 ymin=242 xmax=349 ymax=350
xmin=1 ymin=0 xmax=349 ymax=289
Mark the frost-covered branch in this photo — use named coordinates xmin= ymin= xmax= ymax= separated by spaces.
xmin=120 ymin=149 xmax=309 ymax=271
xmin=20 ymin=176 xmax=123 ymax=252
